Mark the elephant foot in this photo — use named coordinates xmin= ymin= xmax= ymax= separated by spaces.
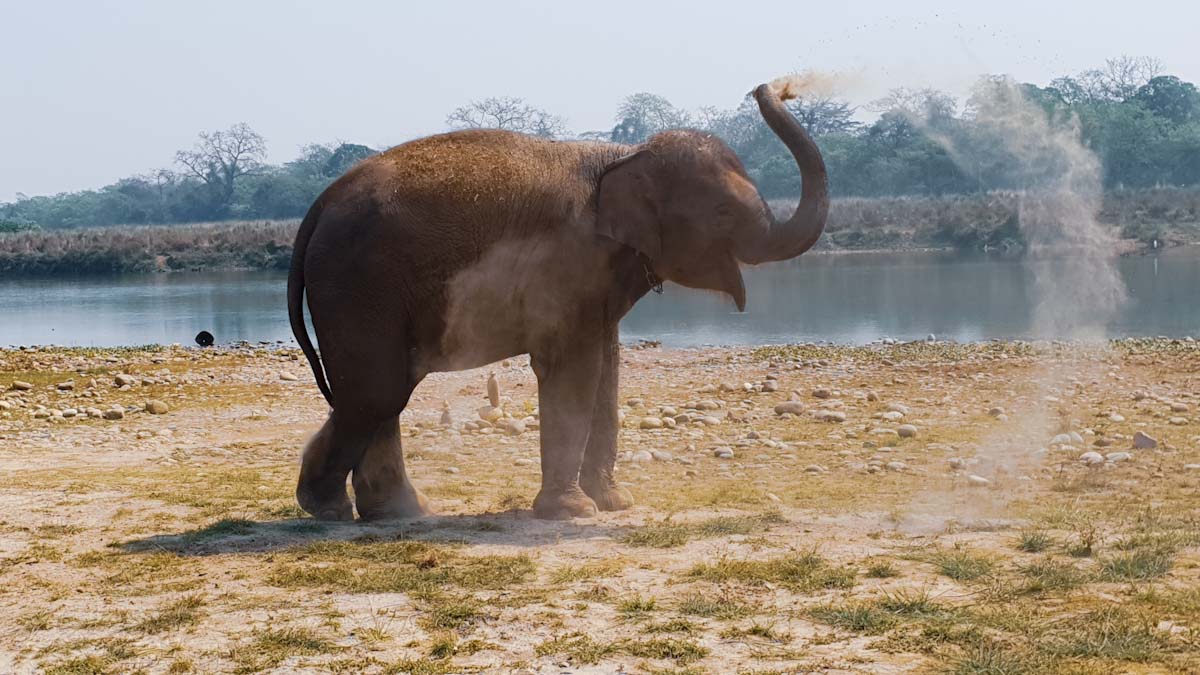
xmin=354 ymin=483 xmax=433 ymax=521
xmin=296 ymin=485 xmax=354 ymax=522
xmin=581 ymin=478 xmax=634 ymax=512
xmin=532 ymin=485 xmax=598 ymax=520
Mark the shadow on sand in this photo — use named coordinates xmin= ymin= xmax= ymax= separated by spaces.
xmin=120 ymin=510 xmax=627 ymax=556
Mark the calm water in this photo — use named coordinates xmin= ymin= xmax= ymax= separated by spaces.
xmin=2 ymin=249 xmax=1197 ymax=347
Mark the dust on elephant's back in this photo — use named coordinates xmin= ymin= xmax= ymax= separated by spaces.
xmin=440 ymin=235 xmax=606 ymax=368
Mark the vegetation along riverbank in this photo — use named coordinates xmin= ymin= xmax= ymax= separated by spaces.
xmin=0 ymin=187 xmax=1196 ymax=277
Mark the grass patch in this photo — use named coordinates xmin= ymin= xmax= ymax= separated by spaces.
xmin=535 ymin=633 xmax=618 ymax=664
xmin=951 ymin=643 xmax=1042 ymax=674
xmin=268 ymin=538 xmax=534 ymax=593
xmin=135 ymin=594 xmax=205 ymax=633
xmin=719 ymin=622 xmax=792 ymax=642
xmin=1043 ymin=607 xmax=1163 ymax=661
xmin=644 ymin=619 xmax=701 ymax=634
xmin=686 ymin=550 xmax=855 ymax=591
xmin=1019 ymin=559 xmax=1089 ymax=593
xmin=623 ymin=512 xmax=785 ymax=548
xmin=1015 ymin=529 xmax=1052 ymax=553
xmin=622 ymin=637 xmax=709 ymax=664
xmin=864 ymin=560 xmax=900 ymax=578
xmin=677 ymin=592 xmax=752 ymax=619
xmin=229 ymin=626 xmax=339 ymax=673
xmin=932 ymin=550 xmax=995 ymax=581
xmin=1100 ymin=549 xmax=1175 ymax=581
xmin=551 ymin=558 xmax=626 ymax=584
xmin=618 ymin=595 xmax=658 ymax=617
xmin=809 ymin=604 xmax=898 ymax=634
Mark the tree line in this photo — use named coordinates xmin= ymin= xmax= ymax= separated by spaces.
xmin=3 ymin=56 xmax=1198 ymax=231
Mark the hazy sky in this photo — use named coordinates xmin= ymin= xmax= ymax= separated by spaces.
xmin=4 ymin=0 xmax=1197 ymax=200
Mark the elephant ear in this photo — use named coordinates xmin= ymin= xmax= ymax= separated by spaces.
xmin=596 ymin=151 xmax=661 ymax=260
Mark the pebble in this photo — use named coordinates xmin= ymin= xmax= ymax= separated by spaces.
xmin=145 ymin=400 xmax=169 ymax=415
xmin=279 ymin=371 xmax=298 ymax=381
xmin=514 ymin=458 xmax=535 ymax=467
xmin=812 ymin=388 xmax=832 ymax=399
xmin=1169 ymin=417 xmax=1188 ymax=426
xmin=103 ymin=408 xmax=125 ymax=421
xmin=803 ymin=464 xmax=826 ymax=474
xmin=948 ymin=457 xmax=966 ymax=469
xmin=774 ymin=401 xmax=806 ymax=416
xmin=698 ymin=416 xmax=722 ymax=426
xmin=967 ymin=474 xmax=990 ymax=487
xmin=113 ymin=374 xmax=137 ymax=387
xmin=713 ymin=447 xmax=735 ymax=459
xmin=477 ymin=405 xmax=504 ymax=423
xmin=766 ymin=493 xmax=781 ymax=502
xmin=1050 ymin=433 xmax=1073 ymax=446
xmin=885 ymin=461 xmax=907 ymax=472
xmin=881 ymin=411 xmax=904 ymax=421
xmin=820 ymin=411 xmax=847 ymax=423
xmin=1170 ymin=402 xmax=1190 ymax=413
xmin=487 ymin=372 xmax=500 ymax=408
xmin=11 ymin=381 xmax=33 ymax=391
xmin=639 ymin=416 xmax=664 ymax=430
xmin=444 ymin=466 xmax=460 ymax=474
xmin=1079 ymin=451 xmax=1104 ymax=465
xmin=886 ymin=402 xmax=910 ymax=415
xmin=1133 ymin=431 xmax=1158 ymax=449
xmin=988 ymin=407 xmax=1005 ymax=417
xmin=651 ymin=450 xmax=674 ymax=462
xmin=1109 ymin=413 xmax=1125 ymax=423
xmin=56 ymin=381 xmax=75 ymax=391
xmin=762 ymin=380 xmax=779 ymax=392
xmin=1184 ymin=464 xmax=1200 ymax=471
xmin=897 ymin=424 xmax=918 ymax=438
xmin=631 ymin=450 xmax=653 ymax=463
xmin=1106 ymin=452 xmax=1132 ymax=463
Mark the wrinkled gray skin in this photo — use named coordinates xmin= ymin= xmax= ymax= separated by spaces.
xmin=288 ymin=84 xmax=829 ymax=521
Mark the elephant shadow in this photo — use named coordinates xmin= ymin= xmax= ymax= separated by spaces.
xmin=120 ymin=511 xmax=630 ymax=557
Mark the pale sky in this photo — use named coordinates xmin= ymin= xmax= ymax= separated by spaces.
xmin=3 ymin=0 xmax=1197 ymax=200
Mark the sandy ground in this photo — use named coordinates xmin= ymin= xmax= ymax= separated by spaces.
xmin=0 ymin=340 xmax=1198 ymax=674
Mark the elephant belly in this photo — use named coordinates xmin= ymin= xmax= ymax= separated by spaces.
xmin=430 ymin=236 xmax=607 ymax=372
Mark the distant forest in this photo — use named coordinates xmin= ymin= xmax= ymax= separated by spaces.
xmin=3 ymin=56 xmax=1199 ymax=231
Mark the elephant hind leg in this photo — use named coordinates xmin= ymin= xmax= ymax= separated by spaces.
xmin=352 ymin=417 xmax=431 ymax=520
xmin=296 ymin=414 xmax=355 ymax=521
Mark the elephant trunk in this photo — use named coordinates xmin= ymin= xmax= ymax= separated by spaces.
xmin=733 ymin=83 xmax=830 ymax=265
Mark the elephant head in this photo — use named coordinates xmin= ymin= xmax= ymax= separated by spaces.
xmin=597 ymin=83 xmax=830 ymax=310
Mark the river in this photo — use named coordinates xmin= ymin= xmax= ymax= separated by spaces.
xmin=1 ymin=249 xmax=1197 ymax=347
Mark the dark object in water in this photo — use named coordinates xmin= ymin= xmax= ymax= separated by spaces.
xmin=195 ymin=331 xmax=214 ymax=347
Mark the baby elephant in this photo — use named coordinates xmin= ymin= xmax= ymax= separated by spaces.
xmin=289 ymin=81 xmax=829 ymax=521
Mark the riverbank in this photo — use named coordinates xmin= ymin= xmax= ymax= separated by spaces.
xmin=2 ymin=188 xmax=1198 ymax=277
xmin=1 ymin=339 xmax=1198 ymax=673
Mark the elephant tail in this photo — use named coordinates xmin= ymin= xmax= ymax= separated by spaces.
xmin=288 ymin=201 xmax=334 ymax=407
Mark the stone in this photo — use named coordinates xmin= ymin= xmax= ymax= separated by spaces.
xmin=144 ymin=400 xmax=169 ymax=415
xmin=662 ymin=417 xmax=677 ymax=429
xmin=11 ymin=381 xmax=33 ymax=391
xmin=631 ymin=450 xmax=653 ymax=463
xmin=650 ymin=450 xmax=674 ymax=462
xmin=820 ymin=410 xmax=847 ymax=423
xmin=639 ymin=416 xmax=664 ymax=430
xmin=885 ymin=461 xmax=907 ymax=472
xmin=812 ymin=388 xmax=832 ymax=399
xmin=762 ymin=380 xmax=779 ymax=392
xmin=774 ymin=401 xmax=806 ymax=416
xmin=279 ymin=371 xmax=298 ymax=381
xmin=487 ymin=372 xmax=501 ymax=408
xmin=1170 ymin=402 xmax=1189 ymax=413
xmin=767 ymin=493 xmax=781 ymax=503
xmin=967 ymin=474 xmax=990 ymax=487
xmin=897 ymin=424 xmax=918 ymax=438
xmin=698 ymin=416 xmax=722 ymax=426
xmin=103 ymin=408 xmax=125 ymax=421
xmin=1050 ymin=433 xmax=1073 ymax=445
xmin=881 ymin=411 xmax=904 ymax=421
xmin=444 ymin=466 xmax=460 ymax=474
xmin=866 ymin=391 xmax=880 ymax=402
xmin=1169 ymin=417 xmax=1188 ymax=426
xmin=502 ymin=419 xmax=527 ymax=436
xmin=1108 ymin=413 xmax=1125 ymax=423
xmin=1093 ymin=437 xmax=1113 ymax=447
xmin=1184 ymin=464 xmax=1200 ymax=471
xmin=56 ymin=381 xmax=75 ymax=391
xmin=477 ymin=405 xmax=504 ymax=423
xmin=113 ymin=374 xmax=137 ymax=387
xmin=695 ymin=400 xmax=721 ymax=411
xmin=988 ymin=407 xmax=1005 ymax=417
xmin=886 ymin=402 xmax=910 ymax=415
xmin=1079 ymin=451 xmax=1104 ymax=465
xmin=803 ymin=464 xmax=826 ymax=474
xmin=713 ymin=447 xmax=735 ymax=459
xmin=1105 ymin=451 xmax=1132 ymax=463
xmin=948 ymin=457 xmax=966 ymax=469
xmin=1133 ymin=431 xmax=1158 ymax=449
xmin=440 ymin=403 xmax=453 ymax=427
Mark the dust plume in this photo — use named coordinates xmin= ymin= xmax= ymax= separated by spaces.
xmin=898 ymin=76 xmax=1128 ymax=532
xmin=768 ymin=71 xmax=849 ymax=101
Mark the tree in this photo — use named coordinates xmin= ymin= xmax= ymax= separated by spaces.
xmin=175 ymin=123 xmax=267 ymax=218
xmin=446 ymin=97 xmax=566 ymax=138
xmin=871 ymin=88 xmax=958 ymax=127
xmin=611 ymin=93 xmax=690 ymax=143
xmin=1133 ymin=76 xmax=1200 ymax=124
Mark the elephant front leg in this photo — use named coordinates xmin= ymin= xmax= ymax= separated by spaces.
xmin=530 ymin=337 xmax=604 ymax=520
xmin=580 ymin=325 xmax=634 ymax=511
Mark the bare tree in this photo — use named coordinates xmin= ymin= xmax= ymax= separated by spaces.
xmin=1102 ymin=55 xmax=1163 ymax=100
xmin=446 ymin=97 xmax=566 ymax=138
xmin=175 ymin=123 xmax=267 ymax=215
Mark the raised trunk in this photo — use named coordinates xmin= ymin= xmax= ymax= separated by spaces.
xmin=734 ymin=83 xmax=830 ymax=264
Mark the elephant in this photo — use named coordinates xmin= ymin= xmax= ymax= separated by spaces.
xmin=287 ymin=81 xmax=829 ymax=521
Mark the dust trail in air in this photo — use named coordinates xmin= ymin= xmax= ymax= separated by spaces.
xmin=894 ymin=76 xmax=1128 ymax=532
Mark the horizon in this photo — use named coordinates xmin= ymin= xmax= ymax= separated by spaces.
xmin=4 ymin=0 xmax=1198 ymax=200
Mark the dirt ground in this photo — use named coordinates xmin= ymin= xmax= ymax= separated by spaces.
xmin=1 ymin=339 xmax=1198 ymax=674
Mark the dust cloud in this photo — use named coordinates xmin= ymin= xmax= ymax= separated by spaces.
xmin=895 ymin=77 xmax=1128 ymax=532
